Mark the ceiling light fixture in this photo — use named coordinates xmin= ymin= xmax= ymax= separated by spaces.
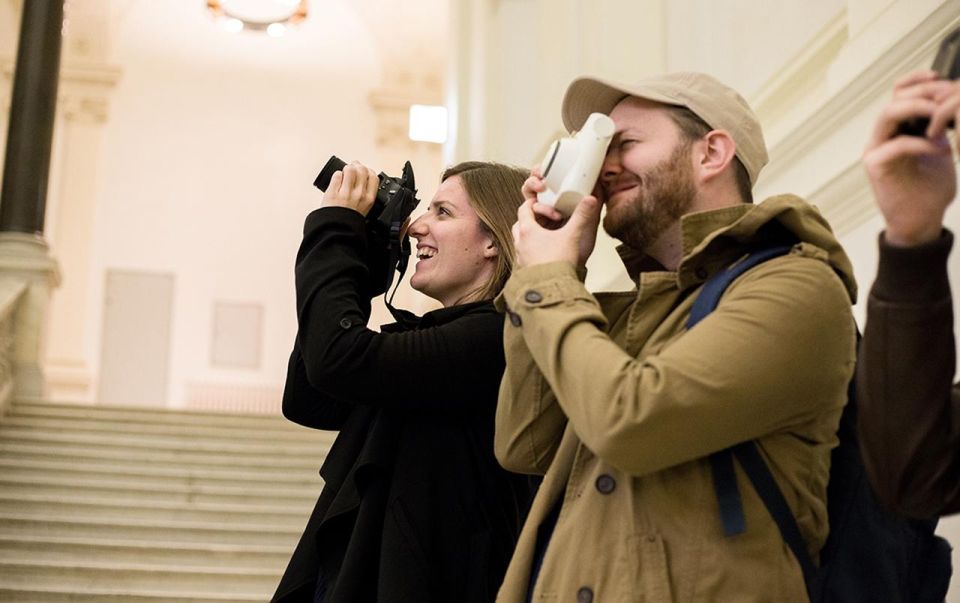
xmin=207 ymin=0 xmax=308 ymax=35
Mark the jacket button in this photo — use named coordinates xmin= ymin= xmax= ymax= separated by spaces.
xmin=595 ymin=474 xmax=616 ymax=494
xmin=508 ymin=310 xmax=522 ymax=327
xmin=695 ymin=266 xmax=709 ymax=279
xmin=524 ymin=290 xmax=543 ymax=303
xmin=339 ymin=318 xmax=352 ymax=329
xmin=577 ymin=586 xmax=594 ymax=603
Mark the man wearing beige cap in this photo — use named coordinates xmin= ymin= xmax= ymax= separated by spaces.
xmin=494 ymin=72 xmax=857 ymax=601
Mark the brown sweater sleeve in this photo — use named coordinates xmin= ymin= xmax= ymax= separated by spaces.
xmin=857 ymin=229 xmax=960 ymax=518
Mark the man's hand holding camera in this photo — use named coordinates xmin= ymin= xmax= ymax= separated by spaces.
xmin=863 ymin=71 xmax=959 ymax=246
xmin=321 ymin=161 xmax=380 ymax=217
xmin=512 ymin=169 xmax=602 ymax=271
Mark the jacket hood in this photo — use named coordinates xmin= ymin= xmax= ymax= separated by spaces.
xmin=617 ymin=194 xmax=858 ymax=304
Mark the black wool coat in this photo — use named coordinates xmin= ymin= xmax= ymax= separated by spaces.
xmin=272 ymin=207 xmax=533 ymax=603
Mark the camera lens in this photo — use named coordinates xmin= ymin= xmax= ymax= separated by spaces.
xmin=313 ymin=156 xmax=347 ymax=192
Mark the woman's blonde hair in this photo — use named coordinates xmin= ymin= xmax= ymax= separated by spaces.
xmin=441 ymin=161 xmax=528 ymax=302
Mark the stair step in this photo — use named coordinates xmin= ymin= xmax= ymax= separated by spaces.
xmin=0 ymin=535 xmax=291 ymax=568
xmin=0 ymin=587 xmax=265 ymax=602
xmin=0 ymin=514 xmax=303 ymax=546
xmin=0 ymin=426 xmax=331 ymax=456
xmin=0 ymin=559 xmax=279 ymax=595
xmin=10 ymin=400 xmax=296 ymax=430
xmin=0 ymin=400 xmax=325 ymax=600
xmin=0 ymin=414 xmax=336 ymax=444
xmin=0 ymin=474 xmax=319 ymax=505
xmin=0 ymin=494 xmax=311 ymax=526
xmin=0 ymin=439 xmax=326 ymax=471
xmin=0 ymin=457 xmax=323 ymax=486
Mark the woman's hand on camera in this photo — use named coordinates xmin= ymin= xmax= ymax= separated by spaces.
xmin=322 ymin=161 xmax=379 ymax=216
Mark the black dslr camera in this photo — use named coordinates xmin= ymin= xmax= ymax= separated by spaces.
xmin=314 ymin=156 xmax=421 ymax=297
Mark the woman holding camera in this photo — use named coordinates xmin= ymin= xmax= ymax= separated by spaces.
xmin=272 ymin=161 xmax=533 ymax=602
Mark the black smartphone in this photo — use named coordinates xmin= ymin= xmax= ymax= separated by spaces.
xmin=896 ymin=26 xmax=960 ymax=137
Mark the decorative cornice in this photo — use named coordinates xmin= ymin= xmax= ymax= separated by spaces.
xmin=59 ymin=61 xmax=122 ymax=123
xmin=804 ymin=160 xmax=874 ymax=237
xmin=757 ymin=5 xmax=960 ymax=193
xmin=61 ymin=61 xmax=123 ymax=87
xmin=751 ymin=12 xmax=849 ymax=132
xmin=1 ymin=57 xmax=121 ymax=123
xmin=807 ymin=152 xmax=960 ymax=238
xmin=751 ymin=3 xmax=960 ymax=235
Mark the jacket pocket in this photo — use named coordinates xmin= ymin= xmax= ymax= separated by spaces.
xmin=630 ymin=534 xmax=675 ymax=603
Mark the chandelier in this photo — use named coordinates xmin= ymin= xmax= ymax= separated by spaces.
xmin=206 ymin=0 xmax=308 ymax=36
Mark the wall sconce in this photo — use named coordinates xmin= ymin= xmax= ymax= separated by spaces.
xmin=408 ymin=104 xmax=448 ymax=144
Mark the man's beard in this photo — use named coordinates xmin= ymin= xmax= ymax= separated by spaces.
xmin=602 ymin=143 xmax=697 ymax=253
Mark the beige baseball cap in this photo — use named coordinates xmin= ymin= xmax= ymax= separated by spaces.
xmin=561 ymin=71 xmax=768 ymax=185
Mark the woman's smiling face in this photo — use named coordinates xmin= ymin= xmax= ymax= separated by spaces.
xmin=407 ymin=175 xmax=498 ymax=307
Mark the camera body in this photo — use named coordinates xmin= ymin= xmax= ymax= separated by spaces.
xmin=314 ymin=156 xmax=419 ymax=234
xmin=537 ymin=113 xmax=616 ymax=216
xmin=314 ymin=156 xmax=420 ymax=297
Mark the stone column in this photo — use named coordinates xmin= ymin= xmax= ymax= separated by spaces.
xmin=0 ymin=0 xmax=64 ymax=401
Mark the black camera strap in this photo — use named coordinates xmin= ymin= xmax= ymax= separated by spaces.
xmin=382 ymin=186 xmax=419 ymax=330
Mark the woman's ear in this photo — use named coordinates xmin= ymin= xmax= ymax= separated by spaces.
xmin=483 ymin=240 xmax=499 ymax=259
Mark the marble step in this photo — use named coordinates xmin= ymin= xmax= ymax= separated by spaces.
xmin=0 ymin=439 xmax=327 ymax=472
xmin=0 ymin=514 xmax=303 ymax=546
xmin=0 ymin=457 xmax=322 ymax=488
xmin=0 ymin=534 xmax=291 ymax=569
xmin=0 ymin=426 xmax=331 ymax=457
xmin=10 ymin=400 xmax=301 ymax=430
xmin=0 ymin=414 xmax=335 ymax=444
xmin=0 ymin=473 xmax=319 ymax=505
xmin=0 ymin=494 xmax=311 ymax=527
xmin=0 ymin=587 xmax=265 ymax=602
xmin=0 ymin=559 xmax=280 ymax=596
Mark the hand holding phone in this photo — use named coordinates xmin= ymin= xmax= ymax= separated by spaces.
xmin=896 ymin=27 xmax=960 ymax=136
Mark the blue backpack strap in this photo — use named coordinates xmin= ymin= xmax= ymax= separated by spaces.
xmin=686 ymin=245 xmax=796 ymax=329
xmin=710 ymin=448 xmax=746 ymax=536
xmin=732 ymin=442 xmax=818 ymax=594
xmin=685 ymin=243 xmax=818 ymax=593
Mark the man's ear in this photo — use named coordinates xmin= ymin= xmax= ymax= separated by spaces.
xmin=695 ymin=129 xmax=737 ymax=183
xmin=483 ymin=240 xmax=499 ymax=259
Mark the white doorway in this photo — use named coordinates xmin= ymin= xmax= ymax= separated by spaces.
xmin=98 ymin=270 xmax=174 ymax=406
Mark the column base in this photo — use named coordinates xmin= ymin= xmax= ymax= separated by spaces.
xmin=0 ymin=232 xmax=61 ymax=405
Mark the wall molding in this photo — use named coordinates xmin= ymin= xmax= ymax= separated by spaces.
xmin=757 ymin=4 xmax=960 ymax=193
xmin=805 ymin=159 xmax=874 ymax=237
xmin=751 ymin=11 xmax=849 ymax=132
xmin=1 ymin=58 xmax=122 ymax=123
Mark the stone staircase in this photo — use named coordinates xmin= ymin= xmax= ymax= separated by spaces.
xmin=0 ymin=400 xmax=336 ymax=602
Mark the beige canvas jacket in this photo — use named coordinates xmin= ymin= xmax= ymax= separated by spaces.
xmin=494 ymin=196 xmax=858 ymax=603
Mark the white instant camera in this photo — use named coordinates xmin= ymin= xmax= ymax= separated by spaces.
xmin=537 ymin=112 xmax=615 ymax=217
